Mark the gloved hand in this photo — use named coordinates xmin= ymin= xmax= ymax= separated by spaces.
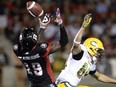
xmin=54 ymin=8 xmax=63 ymax=25
xmin=82 ymin=13 xmax=92 ymax=28
xmin=39 ymin=13 xmax=51 ymax=29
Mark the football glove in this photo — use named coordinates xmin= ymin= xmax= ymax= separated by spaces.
xmin=54 ymin=8 xmax=63 ymax=25
xmin=82 ymin=13 xmax=92 ymax=28
xmin=39 ymin=13 xmax=51 ymax=29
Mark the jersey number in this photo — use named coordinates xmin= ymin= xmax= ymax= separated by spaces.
xmin=24 ymin=63 xmax=43 ymax=76
xmin=77 ymin=62 xmax=90 ymax=78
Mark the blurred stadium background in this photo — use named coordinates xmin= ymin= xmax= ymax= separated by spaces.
xmin=0 ymin=0 xmax=116 ymax=87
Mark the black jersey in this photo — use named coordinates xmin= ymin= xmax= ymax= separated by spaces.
xmin=13 ymin=42 xmax=55 ymax=87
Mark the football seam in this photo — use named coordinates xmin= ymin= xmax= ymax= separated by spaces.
xmin=28 ymin=10 xmax=36 ymax=17
xmin=39 ymin=10 xmax=44 ymax=17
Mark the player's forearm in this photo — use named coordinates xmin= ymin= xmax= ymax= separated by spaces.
xmin=73 ymin=26 xmax=85 ymax=44
xmin=59 ymin=24 xmax=68 ymax=48
xmin=37 ymin=28 xmax=44 ymax=42
xmin=97 ymin=73 xmax=116 ymax=84
xmin=73 ymin=14 xmax=92 ymax=45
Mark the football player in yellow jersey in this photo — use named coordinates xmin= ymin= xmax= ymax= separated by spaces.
xmin=56 ymin=14 xmax=116 ymax=87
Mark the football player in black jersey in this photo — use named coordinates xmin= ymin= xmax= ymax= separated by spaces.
xmin=13 ymin=8 xmax=68 ymax=87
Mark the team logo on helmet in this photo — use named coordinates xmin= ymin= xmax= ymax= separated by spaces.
xmin=90 ymin=41 xmax=98 ymax=47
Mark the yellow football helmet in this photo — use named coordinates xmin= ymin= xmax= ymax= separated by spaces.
xmin=83 ymin=37 xmax=104 ymax=57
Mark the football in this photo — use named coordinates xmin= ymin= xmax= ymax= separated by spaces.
xmin=26 ymin=1 xmax=44 ymax=17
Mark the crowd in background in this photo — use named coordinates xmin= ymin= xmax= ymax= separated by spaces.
xmin=0 ymin=0 xmax=116 ymax=87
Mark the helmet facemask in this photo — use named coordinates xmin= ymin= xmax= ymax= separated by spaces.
xmin=94 ymin=49 xmax=105 ymax=61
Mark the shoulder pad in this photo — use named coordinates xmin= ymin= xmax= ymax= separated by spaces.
xmin=40 ymin=43 xmax=48 ymax=49
xmin=13 ymin=44 xmax=18 ymax=51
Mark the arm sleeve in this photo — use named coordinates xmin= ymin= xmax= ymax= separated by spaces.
xmin=59 ymin=24 xmax=68 ymax=48
xmin=89 ymin=64 xmax=97 ymax=74
xmin=89 ymin=70 xmax=97 ymax=74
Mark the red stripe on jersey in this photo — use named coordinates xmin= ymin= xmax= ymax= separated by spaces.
xmin=44 ymin=56 xmax=55 ymax=83
xmin=43 ymin=43 xmax=51 ymax=57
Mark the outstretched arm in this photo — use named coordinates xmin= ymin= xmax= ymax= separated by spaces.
xmin=49 ymin=8 xmax=68 ymax=54
xmin=91 ymin=71 xmax=116 ymax=84
xmin=71 ymin=14 xmax=92 ymax=55
xmin=38 ymin=14 xmax=51 ymax=42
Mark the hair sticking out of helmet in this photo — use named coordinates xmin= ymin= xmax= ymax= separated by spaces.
xmin=19 ymin=28 xmax=38 ymax=52
xmin=83 ymin=37 xmax=104 ymax=57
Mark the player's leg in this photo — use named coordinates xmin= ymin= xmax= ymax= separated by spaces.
xmin=57 ymin=82 xmax=66 ymax=87
xmin=57 ymin=82 xmax=90 ymax=87
xmin=77 ymin=85 xmax=89 ymax=87
xmin=57 ymin=82 xmax=76 ymax=87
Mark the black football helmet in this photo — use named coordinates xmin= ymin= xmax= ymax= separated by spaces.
xmin=19 ymin=28 xmax=38 ymax=52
